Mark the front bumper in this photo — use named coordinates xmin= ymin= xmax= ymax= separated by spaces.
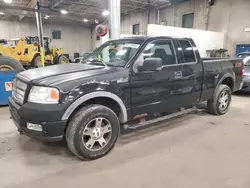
xmin=9 ymin=97 xmax=67 ymax=141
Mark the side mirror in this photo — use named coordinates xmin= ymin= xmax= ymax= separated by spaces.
xmin=138 ymin=58 xmax=162 ymax=72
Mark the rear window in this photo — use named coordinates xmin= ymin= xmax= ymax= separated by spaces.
xmin=179 ymin=40 xmax=196 ymax=63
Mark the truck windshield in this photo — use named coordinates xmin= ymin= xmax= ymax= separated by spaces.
xmin=80 ymin=39 xmax=143 ymax=67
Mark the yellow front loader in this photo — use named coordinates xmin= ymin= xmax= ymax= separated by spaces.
xmin=0 ymin=37 xmax=69 ymax=70
xmin=0 ymin=38 xmax=27 ymax=61
xmin=26 ymin=36 xmax=69 ymax=67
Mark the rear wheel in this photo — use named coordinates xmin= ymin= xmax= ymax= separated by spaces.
xmin=66 ymin=104 xmax=120 ymax=160
xmin=0 ymin=56 xmax=24 ymax=72
xmin=207 ymin=84 xmax=231 ymax=115
xmin=32 ymin=55 xmax=43 ymax=68
xmin=56 ymin=55 xmax=69 ymax=64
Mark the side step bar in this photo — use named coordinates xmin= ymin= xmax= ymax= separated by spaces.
xmin=123 ymin=106 xmax=198 ymax=130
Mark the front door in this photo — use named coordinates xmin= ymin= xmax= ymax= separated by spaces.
xmin=129 ymin=39 xmax=184 ymax=118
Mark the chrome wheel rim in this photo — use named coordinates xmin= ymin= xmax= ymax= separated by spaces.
xmin=82 ymin=117 xmax=112 ymax=151
xmin=218 ymin=90 xmax=229 ymax=111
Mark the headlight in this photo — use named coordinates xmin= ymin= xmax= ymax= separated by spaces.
xmin=28 ymin=86 xmax=59 ymax=104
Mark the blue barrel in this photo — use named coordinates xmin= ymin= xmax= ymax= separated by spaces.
xmin=0 ymin=72 xmax=16 ymax=105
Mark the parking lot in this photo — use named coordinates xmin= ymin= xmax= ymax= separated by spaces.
xmin=1 ymin=93 xmax=250 ymax=188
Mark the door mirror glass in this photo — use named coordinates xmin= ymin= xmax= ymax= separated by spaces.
xmin=138 ymin=57 xmax=162 ymax=72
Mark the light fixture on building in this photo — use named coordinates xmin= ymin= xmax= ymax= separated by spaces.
xmin=95 ymin=20 xmax=99 ymax=24
xmin=0 ymin=12 xmax=4 ymax=15
xmin=4 ymin=0 xmax=12 ymax=3
xmin=83 ymin=19 xmax=88 ymax=22
xmin=102 ymin=10 xmax=109 ymax=16
xmin=60 ymin=9 xmax=67 ymax=14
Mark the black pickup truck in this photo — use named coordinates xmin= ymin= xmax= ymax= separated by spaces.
xmin=9 ymin=36 xmax=244 ymax=160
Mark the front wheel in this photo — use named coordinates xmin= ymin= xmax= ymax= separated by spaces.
xmin=207 ymin=84 xmax=232 ymax=115
xmin=66 ymin=104 xmax=120 ymax=160
xmin=0 ymin=56 xmax=24 ymax=72
xmin=55 ymin=55 xmax=69 ymax=64
xmin=32 ymin=55 xmax=43 ymax=68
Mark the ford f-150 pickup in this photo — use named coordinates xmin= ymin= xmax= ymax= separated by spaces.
xmin=9 ymin=36 xmax=244 ymax=160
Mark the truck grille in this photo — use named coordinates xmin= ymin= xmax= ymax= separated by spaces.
xmin=12 ymin=79 xmax=27 ymax=105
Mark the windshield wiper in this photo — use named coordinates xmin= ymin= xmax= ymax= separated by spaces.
xmin=87 ymin=59 xmax=108 ymax=67
xmin=105 ymin=64 xmax=124 ymax=67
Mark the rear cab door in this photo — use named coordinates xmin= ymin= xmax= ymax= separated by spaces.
xmin=175 ymin=38 xmax=204 ymax=107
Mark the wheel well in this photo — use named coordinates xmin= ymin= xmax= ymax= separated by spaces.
xmin=221 ymin=77 xmax=234 ymax=91
xmin=66 ymin=97 xmax=123 ymax=125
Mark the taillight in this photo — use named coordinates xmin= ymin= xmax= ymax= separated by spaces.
xmin=241 ymin=63 xmax=245 ymax=77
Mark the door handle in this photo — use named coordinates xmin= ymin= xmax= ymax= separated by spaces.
xmin=174 ymin=71 xmax=183 ymax=79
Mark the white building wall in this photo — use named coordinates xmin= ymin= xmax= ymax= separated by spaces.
xmin=0 ymin=20 xmax=92 ymax=57
xmin=91 ymin=26 xmax=102 ymax=49
xmin=147 ymin=24 xmax=225 ymax=57
xmin=208 ymin=0 xmax=250 ymax=55
xmin=121 ymin=0 xmax=250 ymax=56
xmin=121 ymin=8 xmax=157 ymax=35
xmin=159 ymin=0 xmax=206 ymax=30
xmin=120 ymin=0 xmax=206 ymax=35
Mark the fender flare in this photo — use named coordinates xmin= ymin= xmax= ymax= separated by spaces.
xmin=212 ymin=73 xmax=235 ymax=100
xmin=61 ymin=91 xmax=128 ymax=123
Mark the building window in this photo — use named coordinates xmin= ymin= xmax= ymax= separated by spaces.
xmin=177 ymin=0 xmax=190 ymax=3
xmin=52 ymin=30 xmax=61 ymax=39
xmin=182 ymin=13 xmax=194 ymax=28
xmin=132 ymin=24 xmax=140 ymax=35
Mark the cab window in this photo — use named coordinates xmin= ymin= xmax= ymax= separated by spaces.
xmin=179 ymin=40 xmax=196 ymax=63
xmin=134 ymin=40 xmax=176 ymax=72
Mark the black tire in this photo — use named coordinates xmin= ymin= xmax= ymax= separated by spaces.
xmin=207 ymin=84 xmax=232 ymax=115
xmin=0 ymin=56 xmax=24 ymax=72
xmin=66 ymin=104 xmax=120 ymax=160
xmin=55 ymin=55 xmax=69 ymax=64
xmin=32 ymin=55 xmax=43 ymax=68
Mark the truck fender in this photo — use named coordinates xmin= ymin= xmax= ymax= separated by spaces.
xmin=61 ymin=91 xmax=128 ymax=123
xmin=212 ymin=73 xmax=235 ymax=101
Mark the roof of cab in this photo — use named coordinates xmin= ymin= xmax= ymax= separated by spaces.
xmin=122 ymin=36 xmax=191 ymax=41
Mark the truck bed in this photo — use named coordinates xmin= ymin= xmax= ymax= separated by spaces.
xmin=200 ymin=57 xmax=243 ymax=102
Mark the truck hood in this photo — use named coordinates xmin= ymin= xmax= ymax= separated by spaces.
xmin=17 ymin=64 xmax=128 ymax=90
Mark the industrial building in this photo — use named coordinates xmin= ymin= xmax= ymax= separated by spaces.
xmin=1 ymin=0 xmax=250 ymax=187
